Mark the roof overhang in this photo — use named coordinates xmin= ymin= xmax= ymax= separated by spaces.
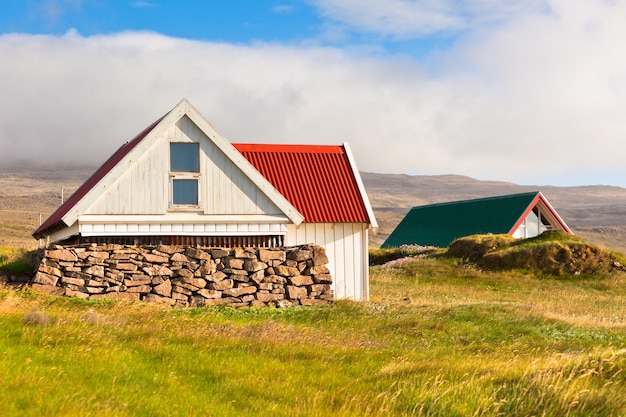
xmin=509 ymin=192 xmax=572 ymax=235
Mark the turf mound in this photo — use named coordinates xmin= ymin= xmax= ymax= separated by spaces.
xmin=447 ymin=234 xmax=516 ymax=261
xmin=447 ymin=231 xmax=626 ymax=276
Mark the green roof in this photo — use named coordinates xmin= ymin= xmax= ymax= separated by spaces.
xmin=382 ymin=192 xmax=540 ymax=248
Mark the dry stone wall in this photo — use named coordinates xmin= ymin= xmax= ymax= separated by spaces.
xmin=31 ymin=244 xmax=333 ymax=307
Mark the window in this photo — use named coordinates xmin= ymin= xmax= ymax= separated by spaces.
xmin=171 ymin=143 xmax=199 ymax=172
xmin=170 ymin=143 xmax=200 ymax=207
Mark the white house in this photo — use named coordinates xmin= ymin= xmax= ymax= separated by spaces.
xmin=33 ymin=99 xmax=377 ymax=300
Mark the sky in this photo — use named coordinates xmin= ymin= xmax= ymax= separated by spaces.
xmin=1 ymin=0 xmax=626 ymax=187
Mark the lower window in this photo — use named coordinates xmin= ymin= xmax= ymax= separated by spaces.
xmin=172 ymin=178 xmax=198 ymax=206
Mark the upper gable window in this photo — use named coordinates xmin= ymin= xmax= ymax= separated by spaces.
xmin=170 ymin=143 xmax=199 ymax=172
xmin=170 ymin=143 xmax=200 ymax=208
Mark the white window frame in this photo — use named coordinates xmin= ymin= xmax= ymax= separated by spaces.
xmin=169 ymin=142 xmax=201 ymax=210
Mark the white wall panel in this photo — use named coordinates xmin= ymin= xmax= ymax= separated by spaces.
xmin=286 ymin=223 xmax=368 ymax=301
xmin=84 ymin=115 xmax=284 ymax=219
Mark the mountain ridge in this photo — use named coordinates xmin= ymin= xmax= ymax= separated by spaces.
xmin=1 ymin=168 xmax=625 ymax=252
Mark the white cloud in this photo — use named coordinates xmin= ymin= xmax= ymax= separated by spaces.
xmin=37 ymin=0 xmax=87 ymax=23
xmin=129 ymin=1 xmax=158 ymax=8
xmin=272 ymin=5 xmax=295 ymax=14
xmin=308 ymin=0 xmax=548 ymax=38
xmin=1 ymin=0 xmax=626 ymax=187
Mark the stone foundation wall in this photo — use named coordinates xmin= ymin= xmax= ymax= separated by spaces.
xmin=31 ymin=244 xmax=333 ymax=307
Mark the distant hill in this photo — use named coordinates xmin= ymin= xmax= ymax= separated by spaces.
xmin=2 ymin=167 xmax=626 ymax=253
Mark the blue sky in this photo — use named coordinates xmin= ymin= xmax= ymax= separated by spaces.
xmin=1 ymin=1 xmax=319 ymax=43
xmin=0 ymin=0 xmax=459 ymax=55
xmin=1 ymin=0 xmax=626 ymax=187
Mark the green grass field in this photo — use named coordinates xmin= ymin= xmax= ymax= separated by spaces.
xmin=1 ymin=242 xmax=626 ymax=416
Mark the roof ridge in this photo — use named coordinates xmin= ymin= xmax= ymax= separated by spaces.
xmin=409 ymin=192 xmax=540 ymax=211
xmin=233 ymin=143 xmax=344 ymax=154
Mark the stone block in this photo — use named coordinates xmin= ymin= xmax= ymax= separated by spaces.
xmin=153 ymin=279 xmax=172 ymax=297
xmin=33 ymin=272 xmax=59 ymax=286
xmin=234 ymin=247 xmax=256 ymax=259
xmin=125 ymin=285 xmax=151 ymax=293
xmin=65 ymin=289 xmax=90 ymax=299
xmin=171 ymin=253 xmax=189 ymax=263
xmin=84 ymin=265 xmax=105 ymax=278
xmin=197 ymin=289 xmax=222 ymax=299
xmin=194 ymin=261 xmax=217 ymax=277
xmin=124 ymin=279 xmax=152 ymax=287
xmin=258 ymin=248 xmax=286 ymax=263
xmin=151 ymin=276 xmax=165 ymax=285
xmin=241 ymin=294 xmax=255 ymax=303
xmin=289 ymin=275 xmax=314 ymax=286
xmin=89 ymin=251 xmax=111 ymax=260
xmin=173 ymin=276 xmax=207 ymax=289
xmin=84 ymin=286 xmax=106 ymax=294
xmin=223 ymin=257 xmax=245 ymax=269
xmin=172 ymin=285 xmax=192 ymax=296
xmin=208 ymin=279 xmax=233 ymax=291
xmin=308 ymin=284 xmax=329 ymax=292
xmin=142 ymin=264 xmax=173 ymax=277
xmin=143 ymin=253 xmax=169 ymax=263
xmin=47 ymin=249 xmax=78 ymax=262
xmin=156 ymin=245 xmax=184 ymax=254
xmin=190 ymin=295 xmax=207 ymax=307
xmin=144 ymin=294 xmax=176 ymax=306
xmin=207 ymin=270 xmax=227 ymax=282
xmin=313 ymin=274 xmax=333 ymax=284
xmin=85 ymin=279 xmax=108 ymax=287
xmin=274 ymin=265 xmax=300 ymax=277
xmin=211 ymin=248 xmax=230 ymax=258
xmin=286 ymin=248 xmax=311 ymax=262
xmin=244 ymin=259 xmax=268 ymax=272
xmin=61 ymin=276 xmax=85 ymax=286
xmin=116 ymin=263 xmax=138 ymax=272
xmin=305 ymin=265 xmax=330 ymax=275
xmin=249 ymin=270 xmax=265 ymax=284
xmin=222 ymin=268 xmax=248 ymax=276
xmin=230 ymin=273 xmax=250 ymax=283
xmin=176 ymin=268 xmax=194 ymax=278
xmin=38 ymin=264 xmax=62 ymax=277
xmin=31 ymin=283 xmax=64 ymax=295
xmin=255 ymin=292 xmax=282 ymax=303
xmin=312 ymin=251 xmax=329 ymax=266
xmin=171 ymin=292 xmax=189 ymax=302
xmin=265 ymin=275 xmax=287 ymax=285
xmin=223 ymin=286 xmax=257 ymax=298
xmin=286 ymin=285 xmax=308 ymax=300
xmin=185 ymin=247 xmax=211 ymax=260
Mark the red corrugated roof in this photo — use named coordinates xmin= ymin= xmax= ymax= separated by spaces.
xmin=233 ymin=143 xmax=370 ymax=223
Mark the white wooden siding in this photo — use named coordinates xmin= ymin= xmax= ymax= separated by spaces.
xmin=285 ymin=223 xmax=368 ymax=301
xmin=80 ymin=221 xmax=287 ymax=236
xmin=85 ymin=116 xmax=283 ymax=218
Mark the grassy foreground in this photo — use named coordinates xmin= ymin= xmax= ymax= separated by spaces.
xmin=2 ymin=255 xmax=626 ymax=416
